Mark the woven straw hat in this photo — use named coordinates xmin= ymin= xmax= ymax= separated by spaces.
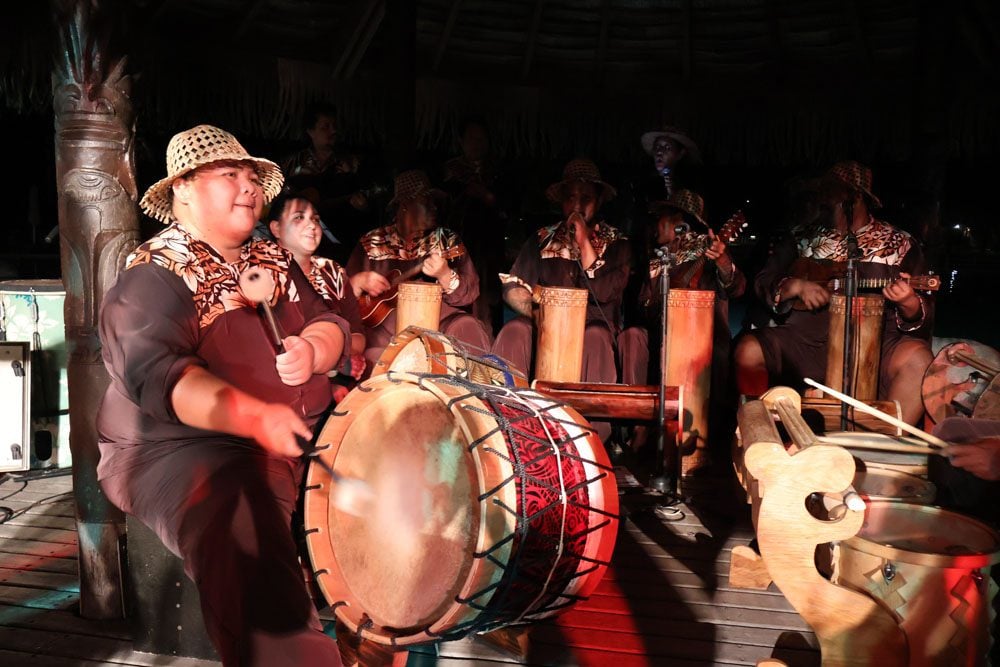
xmin=649 ymin=188 xmax=707 ymax=228
xmin=826 ymin=160 xmax=882 ymax=209
xmin=140 ymin=125 xmax=284 ymax=223
xmin=545 ymin=158 xmax=617 ymax=203
xmin=640 ymin=126 xmax=702 ymax=164
xmin=387 ymin=169 xmax=447 ymax=208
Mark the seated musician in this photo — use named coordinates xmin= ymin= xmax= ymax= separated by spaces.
xmin=268 ymin=193 xmax=367 ymax=393
xmin=618 ymin=190 xmax=745 ymax=455
xmin=492 ymin=158 xmax=631 ymax=442
xmin=346 ymin=169 xmax=491 ymax=372
xmin=734 ymin=161 xmax=934 ymax=424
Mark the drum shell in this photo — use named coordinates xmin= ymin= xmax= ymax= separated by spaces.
xmin=0 ymin=280 xmax=69 ymax=468
xmin=852 ymin=464 xmax=935 ymax=504
xmin=304 ymin=373 xmax=618 ymax=645
xmin=395 ymin=282 xmax=442 ymax=334
xmin=825 ymin=431 xmax=930 ymax=478
xmin=663 ymin=289 xmax=714 ymax=475
xmin=535 ymin=287 xmax=587 ymax=383
xmin=826 ymin=294 xmax=884 ymax=402
xmin=832 ymin=501 xmax=1000 ymax=666
xmin=373 ymin=326 xmax=527 ymax=388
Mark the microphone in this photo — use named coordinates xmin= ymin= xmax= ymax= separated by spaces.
xmin=846 ymin=231 xmax=859 ymax=259
xmin=44 ymin=225 xmax=59 ymax=244
xmin=660 ymin=166 xmax=674 ymax=196
xmin=674 ymin=222 xmax=690 ymax=235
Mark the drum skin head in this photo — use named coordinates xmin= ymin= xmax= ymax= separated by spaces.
xmin=328 ymin=385 xmax=477 ymax=630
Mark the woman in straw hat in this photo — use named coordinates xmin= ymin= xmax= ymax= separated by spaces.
xmin=734 ymin=160 xmax=934 ymax=425
xmin=493 ymin=158 xmax=631 ymax=443
xmin=346 ymin=169 xmax=491 ymax=372
xmin=96 ymin=125 xmax=348 ymax=665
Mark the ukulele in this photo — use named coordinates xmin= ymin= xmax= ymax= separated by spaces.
xmin=788 ymin=257 xmax=941 ymax=311
xmin=673 ymin=211 xmax=749 ymax=288
xmin=358 ymin=245 xmax=466 ymax=327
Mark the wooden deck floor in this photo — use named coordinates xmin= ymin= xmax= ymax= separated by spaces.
xmin=0 ymin=467 xmax=819 ymax=666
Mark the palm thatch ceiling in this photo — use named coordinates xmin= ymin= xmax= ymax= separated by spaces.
xmin=3 ymin=0 xmax=999 ymax=163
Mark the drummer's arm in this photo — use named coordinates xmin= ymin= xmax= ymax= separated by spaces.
xmin=504 ymin=286 xmax=533 ymax=318
xmin=500 ymin=238 xmax=540 ymax=319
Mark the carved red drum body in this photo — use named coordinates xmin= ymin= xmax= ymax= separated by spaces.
xmin=304 ymin=373 xmax=619 ymax=645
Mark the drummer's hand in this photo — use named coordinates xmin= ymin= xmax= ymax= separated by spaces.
xmin=789 ymin=278 xmax=831 ymax=310
xmin=276 ymin=335 xmax=316 ymax=386
xmin=944 ymin=437 xmax=1000 ymax=480
xmin=349 ymin=353 xmax=366 ymax=380
xmin=351 ymin=271 xmax=391 ymax=297
xmin=250 ymin=403 xmax=310 ymax=457
xmin=567 ymin=212 xmax=589 ymax=246
xmin=883 ymin=272 xmax=921 ymax=319
xmin=421 ymin=251 xmax=450 ymax=280
xmin=705 ymin=230 xmax=734 ymax=275
xmin=332 ymin=383 xmax=350 ymax=403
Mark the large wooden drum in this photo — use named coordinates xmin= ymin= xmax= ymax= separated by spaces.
xmin=304 ymin=373 xmax=619 ymax=645
xmin=395 ymin=281 xmax=442 ymax=334
xmin=826 ymin=294 xmax=884 ymax=401
xmin=832 ymin=501 xmax=1000 ymax=666
xmin=535 ymin=286 xmax=587 ymax=382
xmin=664 ymin=289 xmax=714 ymax=475
xmin=372 ymin=326 xmax=527 ymax=388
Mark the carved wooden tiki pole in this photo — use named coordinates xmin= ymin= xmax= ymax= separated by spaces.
xmin=52 ymin=0 xmax=139 ymax=619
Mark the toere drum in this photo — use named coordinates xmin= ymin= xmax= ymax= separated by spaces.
xmin=852 ymin=464 xmax=935 ymax=504
xmin=664 ymin=289 xmax=714 ymax=475
xmin=304 ymin=373 xmax=619 ymax=645
xmin=826 ymin=294 xmax=884 ymax=402
xmin=534 ymin=286 xmax=587 ymax=383
xmin=372 ymin=326 xmax=527 ymax=388
xmin=395 ymin=281 xmax=442 ymax=334
xmin=832 ymin=501 xmax=1000 ymax=666
xmin=0 ymin=280 xmax=70 ymax=468
xmin=821 ymin=431 xmax=931 ymax=478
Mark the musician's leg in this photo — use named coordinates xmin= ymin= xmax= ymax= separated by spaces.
xmin=734 ymin=334 xmax=770 ymax=396
xmin=441 ymin=312 xmax=493 ymax=350
xmin=881 ymin=337 xmax=933 ymax=425
xmin=617 ymin=326 xmax=649 ymax=386
xmin=491 ymin=316 xmax=533 ymax=377
xmin=582 ymin=323 xmax=617 ymax=443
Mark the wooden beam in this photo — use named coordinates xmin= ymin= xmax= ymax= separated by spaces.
xmin=594 ymin=0 xmax=611 ymax=78
xmin=521 ymin=0 xmax=546 ymax=79
xmin=681 ymin=0 xmax=692 ymax=83
xmin=433 ymin=0 xmax=465 ymax=73
xmin=332 ymin=0 xmax=381 ymax=79
xmin=343 ymin=0 xmax=385 ymax=79
xmin=234 ymin=0 xmax=269 ymax=40
xmin=847 ymin=0 xmax=873 ymax=66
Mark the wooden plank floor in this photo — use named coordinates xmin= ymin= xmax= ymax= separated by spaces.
xmin=0 ymin=467 xmax=819 ymax=666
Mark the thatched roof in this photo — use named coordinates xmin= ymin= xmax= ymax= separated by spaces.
xmin=3 ymin=0 xmax=999 ymax=163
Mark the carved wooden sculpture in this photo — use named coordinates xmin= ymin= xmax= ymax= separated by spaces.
xmin=52 ymin=0 xmax=140 ymax=619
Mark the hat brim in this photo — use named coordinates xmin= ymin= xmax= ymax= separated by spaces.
xmin=648 ymin=201 xmax=707 ymax=228
xmin=140 ymin=157 xmax=284 ymax=224
xmin=387 ymin=187 xmax=448 ymax=210
xmin=545 ymin=179 xmax=617 ymax=204
xmin=821 ymin=172 xmax=883 ymax=210
xmin=640 ymin=130 xmax=702 ymax=164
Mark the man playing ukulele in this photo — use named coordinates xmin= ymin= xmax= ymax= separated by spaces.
xmin=347 ymin=170 xmax=491 ymax=374
xmin=734 ymin=161 xmax=934 ymax=424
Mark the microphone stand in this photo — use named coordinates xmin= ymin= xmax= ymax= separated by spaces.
xmin=649 ymin=246 xmax=679 ymax=496
xmin=840 ymin=220 xmax=861 ymax=431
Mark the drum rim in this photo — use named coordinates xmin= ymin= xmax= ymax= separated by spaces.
xmin=852 ymin=465 xmax=936 ymax=503
xmin=845 ymin=500 xmax=1000 ymax=567
xmin=304 ymin=373 xmax=618 ymax=644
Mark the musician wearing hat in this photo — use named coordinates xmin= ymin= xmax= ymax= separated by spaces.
xmin=734 ymin=160 xmax=934 ymax=425
xmin=96 ymin=125 xmax=349 ymax=665
xmin=618 ymin=190 xmax=745 ymax=458
xmin=493 ymin=158 xmax=631 ymax=442
xmin=346 ymin=169 xmax=491 ymax=372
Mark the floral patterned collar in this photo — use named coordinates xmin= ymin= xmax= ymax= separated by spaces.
xmin=360 ymin=224 xmax=462 ymax=261
xmin=126 ymin=223 xmax=297 ymax=329
xmin=795 ymin=217 xmax=912 ymax=266
xmin=537 ymin=220 xmax=624 ymax=262
xmin=307 ymin=256 xmax=346 ymax=301
xmin=647 ymin=231 xmax=707 ymax=278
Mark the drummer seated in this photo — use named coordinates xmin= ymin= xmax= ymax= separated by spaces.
xmin=492 ymin=159 xmax=630 ymax=443
xmin=346 ymin=170 xmax=491 ymax=377
xmin=733 ymin=161 xmax=933 ymax=425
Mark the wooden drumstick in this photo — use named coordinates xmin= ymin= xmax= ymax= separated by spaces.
xmin=804 ymin=377 xmax=948 ymax=450
xmin=239 ymin=267 xmax=285 ymax=353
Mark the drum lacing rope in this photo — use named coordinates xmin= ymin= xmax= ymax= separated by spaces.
xmin=409 ymin=373 xmax=613 ymax=634
xmin=406 ymin=327 xmax=529 ymax=386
